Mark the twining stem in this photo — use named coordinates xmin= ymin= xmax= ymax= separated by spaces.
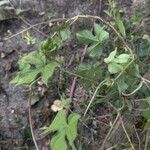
xmin=84 ymin=80 xmax=106 ymax=116
xmin=122 ymin=80 xmax=143 ymax=96
xmin=100 ymin=113 xmax=120 ymax=150
xmin=120 ymin=117 xmax=135 ymax=150
xmin=100 ymin=102 xmax=125 ymax=150
xmin=66 ymin=15 xmax=134 ymax=58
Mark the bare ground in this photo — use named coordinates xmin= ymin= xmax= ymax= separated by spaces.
xmin=0 ymin=0 xmax=149 ymax=149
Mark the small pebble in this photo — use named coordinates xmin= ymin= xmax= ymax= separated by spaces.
xmin=11 ymin=109 xmax=15 ymax=114
xmin=1 ymin=52 xmax=5 ymax=58
xmin=39 ymin=11 xmax=45 ymax=16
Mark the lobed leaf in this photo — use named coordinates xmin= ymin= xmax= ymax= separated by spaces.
xmin=18 ymin=51 xmax=46 ymax=70
xmin=94 ymin=23 xmax=109 ymax=42
xmin=10 ymin=69 xmax=40 ymax=85
xmin=87 ymin=42 xmax=102 ymax=58
xmin=76 ymin=30 xmax=98 ymax=44
xmin=60 ymin=28 xmax=71 ymax=41
xmin=104 ymin=49 xmax=117 ymax=63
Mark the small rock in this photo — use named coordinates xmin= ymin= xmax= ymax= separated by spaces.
xmin=39 ymin=11 xmax=45 ymax=16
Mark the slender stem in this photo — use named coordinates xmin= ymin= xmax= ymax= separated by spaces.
xmin=122 ymin=80 xmax=143 ymax=96
xmin=112 ymin=59 xmax=134 ymax=84
xmin=4 ymin=18 xmax=67 ymax=40
xmin=133 ymin=125 xmax=141 ymax=150
xmin=142 ymin=77 xmax=150 ymax=84
xmin=143 ymin=81 xmax=150 ymax=90
xmin=106 ymin=145 xmax=118 ymax=150
xmin=19 ymin=16 xmax=48 ymax=38
xmin=100 ymin=113 xmax=120 ymax=150
xmin=28 ymin=91 xmax=39 ymax=150
xmin=120 ymin=117 xmax=135 ymax=150
xmin=84 ymin=80 xmax=106 ymax=116
xmin=144 ymin=131 xmax=150 ymax=150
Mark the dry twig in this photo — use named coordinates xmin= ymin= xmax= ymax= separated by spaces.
xmin=28 ymin=91 xmax=39 ymax=150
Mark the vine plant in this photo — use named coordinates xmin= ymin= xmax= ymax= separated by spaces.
xmin=11 ymin=1 xmax=150 ymax=149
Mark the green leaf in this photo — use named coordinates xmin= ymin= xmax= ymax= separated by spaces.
xmin=142 ymin=34 xmax=150 ymax=42
xmin=22 ymin=124 xmax=32 ymax=140
xmin=60 ymin=28 xmax=71 ymax=41
xmin=94 ymin=23 xmax=103 ymax=36
xmin=114 ymin=54 xmax=130 ymax=64
xmin=131 ymin=15 xmax=141 ymax=25
xmin=18 ymin=51 xmax=46 ymax=70
xmin=117 ymin=77 xmax=128 ymax=92
xmin=11 ymin=49 xmax=60 ymax=86
xmin=76 ymin=30 xmax=98 ymax=44
xmin=105 ymin=50 xmax=131 ymax=74
xmin=117 ymin=20 xmax=126 ymax=38
xmin=52 ymin=34 xmax=63 ymax=49
xmin=139 ymin=40 xmax=150 ymax=57
xmin=40 ymin=35 xmax=62 ymax=54
xmin=126 ymin=63 xmax=140 ymax=77
xmin=108 ymin=62 xmax=123 ymax=74
xmin=78 ymin=63 xmax=92 ymax=71
xmin=41 ymin=62 xmax=59 ymax=85
xmin=104 ymin=49 xmax=117 ymax=63
xmin=115 ymin=12 xmax=126 ymax=38
xmin=66 ymin=113 xmax=80 ymax=148
xmin=51 ymin=131 xmax=67 ymax=150
xmin=77 ymin=63 xmax=102 ymax=88
xmin=10 ymin=69 xmax=40 ymax=85
xmin=142 ymin=108 xmax=150 ymax=120
xmin=144 ymin=119 xmax=150 ymax=130
xmin=87 ymin=43 xmax=102 ymax=57
xmin=146 ymin=97 xmax=150 ymax=106
xmin=45 ymin=110 xmax=67 ymax=133
xmin=94 ymin=23 xmax=109 ymax=42
xmin=77 ymin=24 xmax=109 ymax=58
xmin=104 ymin=10 xmax=112 ymax=17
